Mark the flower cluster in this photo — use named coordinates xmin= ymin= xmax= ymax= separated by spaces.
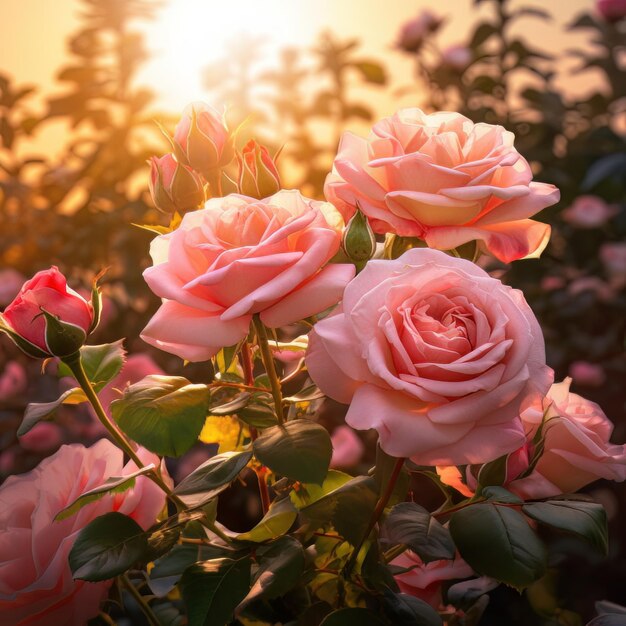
xmin=0 ymin=103 xmax=623 ymax=626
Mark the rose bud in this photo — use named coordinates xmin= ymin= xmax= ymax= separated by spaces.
xmin=237 ymin=140 xmax=281 ymax=199
xmin=0 ymin=267 xmax=95 ymax=358
xmin=149 ymin=154 xmax=205 ymax=213
xmin=597 ymin=0 xmax=626 ymax=21
xmin=174 ymin=102 xmax=235 ymax=176
xmin=342 ymin=208 xmax=376 ymax=265
xmin=396 ymin=10 xmax=443 ymax=53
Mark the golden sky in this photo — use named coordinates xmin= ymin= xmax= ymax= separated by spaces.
xmin=1 ymin=0 xmax=596 ymax=155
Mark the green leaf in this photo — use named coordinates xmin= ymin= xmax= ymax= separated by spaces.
xmin=174 ymin=450 xmax=253 ymax=508
xmin=301 ymin=475 xmax=378 ymax=545
xmin=283 ymin=384 xmax=325 ymax=404
xmin=180 ymin=557 xmax=252 ymax=626
xmin=111 ymin=375 xmax=210 ymax=457
xmin=351 ymin=60 xmax=386 ymax=85
xmin=381 ymin=502 xmax=455 ymax=563
xmin=470 ymin=22 xmax=498 ymax=48
xmin=149 ymin=544 xmax=230 ymax=596
xmin=522 ymin=500 xmax=608 ymax=554
xmin=475 ymin=453 xmax=508 ymax=489
xmin=239 ymin=402 xmax=279 ymax=429
xmin=68 ymin=512 xmax=148 ymax=582
xmin=55 ymin=464 xmax=155 ymax=521
xmin=236 ymin=497 xmax=298 ymax=543
xmin=382 ymin=589 xmax=443 ymax=626
xmin=59 ymin=340 xmax=126 ymax=391
xmin=253 ymin=420 xmax=332 ymax=485
xmin=450 ymin=503 xmax=547 ymax=589
xmin=208 ymin=392 xmax=250 ymax=416
xmin=482 ymin=486 xmax=523 ymax=504
xmin=320 ymin=608 xmax=386 ymax=626
xmin=214 ymin=342 xmax=243 ymax=374
xmin=237 ymin=536 xmax=305 ymax=612
xmin=290 ymin=470 xmax=352 ymax=509
xmin=18 ymin=387 xmax=87 ymax=436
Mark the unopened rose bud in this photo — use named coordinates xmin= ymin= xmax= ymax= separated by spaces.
xmin=237 ymin=140 xmax=281 ymax=199
xmin=149 ymin=154 xmax=205 ymax=213
xmin=397 ymin=10 xmax=443 ymax=53
xmin=597 ymin=0 xmax=626 ymax=22
xmin=342 ymin=209 xmax=376 ymax=265
xmin=174 ymin=102 xmax=235 ymax=176
xmin=0 ymin=267 xmax=94 ymax=358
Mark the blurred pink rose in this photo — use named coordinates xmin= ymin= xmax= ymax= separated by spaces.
xmin=597 ymin=0 xmax=626 ymax=21
xmin=325 ymin=108 xmax=559 ymax=263
xmin=148 ymin=153 xmax=205 ymax=213
xmin=567 ymin=277 xmax=613 ymax=301
xmin=1 ymin=267 xmax=94 ymax=358
xmin=0 ymin=440 xmax=167 ymax=625
xmin=510 ymin=379 xmax=626 ymax=498
xmin=19 ymin=422 xmax=63 ymax=453
xmin=330 ymin=425 xmax=365 ymax=468
xmin=569 ymin=361 xmax=606 ymax=388
xmin=306 ymin=248 xmax=552 ymax=466
xmin=174 ymin=101 xmax=234 ymax=176
xmin=540 ymin=275 xmax=565 ymax=292
xmin=0 ymin=361 xmax=27 ymax=399
xmin=142 ymin=191 xmax=355 ymax=361
xmin=600 ymin=242 xmax=626 ymax=280
xmin=396 ymin=10 xmax=442 ymax=52
xmin=0 ymin=269 xmax=25 ymax=307
xmin=441 ymin=45 xmax=472 ymax=70
xmin=392 ymin=551 xmax=474 ymax=608
xmin=561 ymin=195 xmax=618 ymax=228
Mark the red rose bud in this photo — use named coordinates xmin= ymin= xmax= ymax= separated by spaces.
xmin=237 ymin=140 xmax=281 ymax=199
xmin=174 ymin=102 xmax=235 ymax=176
xmin=0 ymin=267 xmax=94 ymax=358
xmin=149 ymin=154 xmax=205 ymax=213
xmin=342 ymin=208 xmax=376 ymax=264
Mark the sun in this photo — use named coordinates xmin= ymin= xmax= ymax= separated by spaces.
xmin=141 ymin=0 xmax=313 ymax=111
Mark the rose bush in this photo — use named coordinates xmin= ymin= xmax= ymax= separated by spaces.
xmin=141 ymin=190 xmax=355 ymax=361
xmin=324 ymin=108 xmax=560 ymax=262
xmin=0 ymin=440 xmax=166 ymax=626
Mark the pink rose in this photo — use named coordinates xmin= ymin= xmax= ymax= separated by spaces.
xmin=600 ymin=242 xmax=626 ymax=280
xmin=441 ymin=45 xmax=472 ymax=70
xmin=392 ymin=551 xmax=474 ymax=608
xmin=19 ymin=422 xmax=63 ymax=453
xmin=174 ymin=101 xmax=234 ymax=176
xmin=510 ymin=379 xmax=626 ymax=498
xmin=305 ymin=248 xmax=552 ymax=466
xmin=330 ymin=425 xmax=365 ymax=469
xmin=148 ymin=153 xmax=205 ymax=213
xmin=142 ymin=190 xmax=355 ymax=361
xmin=1 ymin=267 xmax=94 ymax=358
xmin=0 ymin=440 xmax=167 ymax=625
xmin=561 ymin=195 xmax=618 ymax=229
xmin=0 ymin=361 xmax=27 ymax=399
xmin=568 ymin=361 xmax=606 ymax=388
xmin=396 ymin=10 xmax=443 ymax=52
xmin=325 ymin=108 xmax=560 ymax=263
xmin=597 ymin=0 xmax=626 ymax=21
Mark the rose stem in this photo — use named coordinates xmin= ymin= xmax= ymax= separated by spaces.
xmin=252 ymin=315 xmax=284 ymax=426
xmin=63 ymin=351 xmax=186 ymax=510
xmin=343 ymin=456 xmax=406 ymax=576
xmin=120 ymin=573 xmax=160 ymax=626
xmin=240 ymin=341 xmax=271 ymax=514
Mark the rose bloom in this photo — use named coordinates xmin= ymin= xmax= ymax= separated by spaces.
xmin=306 ymin=248 xmax=552 ymax=466
xmin=0 ymin=440 xmax=167 ymax=625
xmin=568 ymin=361 xmax=606 ymax=388
xmin=392 ymin=551 xmax=474 ymax=608
xmin=396 ymin=10 xmax=442 ymax=52
xmin=510 ymin=379 xmax=626 ymax=498
xmin=441 ymin=45 xmax=472 ymax=70
xmin=601 ymin=242 xmax=626 ymax=280
xmin=561 ymin=195 xmax=618 ymax=229
xmin=330 ymin=425 xmax=365 ymax=469
xmin=142 ymin=190 xmax=355 ymax=361
xmin=0 ymin=360 xmax=27 ymax=399
xmin=2 ymin=267 xmax=94 ymax=357
xmin=325 ymin=108 xmax=560 ymax=263
xmin=597 ymin=0 xmax=626 ymax=21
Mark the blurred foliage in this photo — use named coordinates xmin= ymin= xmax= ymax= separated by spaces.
xmin=0 ymin=0 xmax=625 ymax=623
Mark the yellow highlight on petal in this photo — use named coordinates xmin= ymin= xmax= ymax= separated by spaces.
xmin=199 ymin=415 xmax=249 ymax=453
